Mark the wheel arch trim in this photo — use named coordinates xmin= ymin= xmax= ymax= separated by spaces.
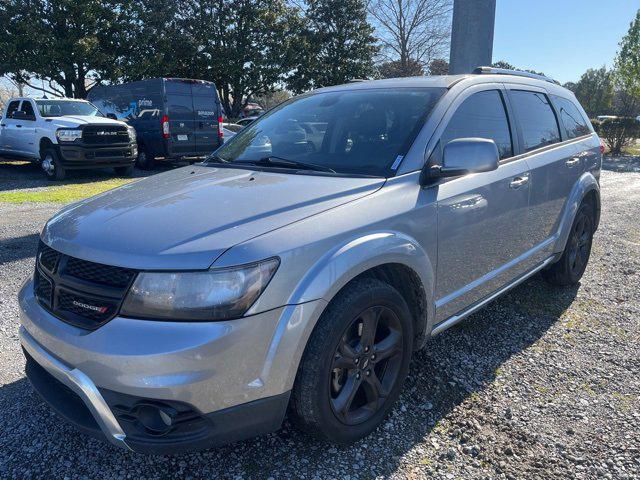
xmin=288 ymin=231 xmax=436 ymax=339
xmin=553 ymin=171 xmax=600 ymax=254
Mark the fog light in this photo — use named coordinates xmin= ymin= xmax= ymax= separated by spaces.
xmin=136 ymin=404 xmax=175 ymax=436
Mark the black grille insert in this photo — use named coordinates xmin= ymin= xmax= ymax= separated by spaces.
xmin=34 ymin=241 xmax=137 ymax=330
xmin=39 ymin=243 xmax=60 ymax=272
xmin=34 ymin=269 xmax=53 ymax=308
xmin=82 ymin=125 xmax=129 ymax=146
xmin=66 ymin=257 xmax=136 ymax=288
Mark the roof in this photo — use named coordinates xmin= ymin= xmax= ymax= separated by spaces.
xmin=311 ymin=72 xmax=572 ymax=96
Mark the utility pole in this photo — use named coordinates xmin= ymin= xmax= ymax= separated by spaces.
xmin=449 ymin=0 xmax=497 ymax=74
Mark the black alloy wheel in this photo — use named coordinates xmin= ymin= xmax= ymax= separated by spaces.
xmin=543 ymin=201 xmax=595 ymax=286
xmin=567 ymin=210 xmax=593 ymax=278
xmin=329 ymin=306 xmax=404 ymax=425
xmin=290 ymin=278 xmax=414 ymax=444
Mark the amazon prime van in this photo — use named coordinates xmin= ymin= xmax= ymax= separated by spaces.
xmin=88 ymin=78 xmax=224 ymax=169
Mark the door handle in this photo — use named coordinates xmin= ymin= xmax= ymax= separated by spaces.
xmin=509 ymin=175 xmax=529 ymax=189
xmin=566 ymin=157 xmax=580 ymax=167
xmin=16 ymin=124 xmax=22 ymax=128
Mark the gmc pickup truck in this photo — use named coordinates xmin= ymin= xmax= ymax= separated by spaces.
xmin=0 ymin=97 xmax=137 ymax=180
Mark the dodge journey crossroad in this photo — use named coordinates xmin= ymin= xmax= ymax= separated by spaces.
xmin=19 ymin=68 xmax=601 ymax=454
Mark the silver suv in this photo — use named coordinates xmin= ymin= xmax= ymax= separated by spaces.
xmin=19 ymin=68 xmax=601 ymax=454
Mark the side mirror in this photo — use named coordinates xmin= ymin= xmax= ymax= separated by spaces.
xmin=422 ymin=138 xmax=499 ymax=183
xmin=106 ymin=113 xmax=118 ymax=120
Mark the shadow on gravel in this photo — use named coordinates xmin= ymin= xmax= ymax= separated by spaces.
xmin=0 ymin=275 xmax=580 ymax=478
xmin=0 ymin=233 xmax=39 ymax=264
xmin=601 ymin=155 xmax=640 ymax=173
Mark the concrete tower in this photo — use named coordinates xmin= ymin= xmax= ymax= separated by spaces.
xmin=449 ymin=0 xmax=497 ymax=74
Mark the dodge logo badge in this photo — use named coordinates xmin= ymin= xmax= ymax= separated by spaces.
xmin=72 ymin=300 xmax=108 ymax=314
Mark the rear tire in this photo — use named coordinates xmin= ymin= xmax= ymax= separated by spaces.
xmin=290 ymin=278 xmax=414 ymax=444
xmin=114 ymin=165 xmax=134 ymax=177
xmin=41 ymin=148 xmax=66 ymax=181
xmin=543 ymin=201 xmax=595 ymax=286
xmin=135 ymin=147 xmax=155 ymax=170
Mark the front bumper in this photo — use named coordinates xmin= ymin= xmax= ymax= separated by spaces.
xmin=58 ymin=142 xmax=137 ymax=169
xmin=19 ymin=279 xmax=326 ymax=453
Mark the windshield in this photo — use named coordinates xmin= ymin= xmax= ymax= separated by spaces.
xmin=35 ymin=100 xmax=103 ymax=118
xmin=211 ymin=88 xmax=445 ymax=177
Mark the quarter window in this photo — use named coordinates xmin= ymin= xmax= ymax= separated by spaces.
xmin=510 ymin=91 xmax=561 ymax=152
xmin=441 ymin=90 xmax=513 ymax=159
xmin=551 ymin=95 xmax=591 ymax=139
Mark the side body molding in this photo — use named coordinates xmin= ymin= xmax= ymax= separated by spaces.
xmin=553 ymin=171 xmax=601 ymax=255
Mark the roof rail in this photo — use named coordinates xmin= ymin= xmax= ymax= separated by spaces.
xmin=473 ymin=66 xmax=560 ymax=85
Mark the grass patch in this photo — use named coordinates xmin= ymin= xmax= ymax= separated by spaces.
xmin=0 ymin=178 xmax=135 ymax=203
xmin=623 ymin=145 xmax=640 ymax=156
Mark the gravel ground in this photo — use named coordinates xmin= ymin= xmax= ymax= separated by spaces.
xmin=0 ymin=159 xmax=639 ymax=479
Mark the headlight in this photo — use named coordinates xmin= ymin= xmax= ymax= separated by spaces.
xmin=120 ymin=258 xmax=279 ymax=321
xmin=127 ymin=126 xmax=137 ymax=141
xmin=56 ymin=129 xmax=83 ymax=142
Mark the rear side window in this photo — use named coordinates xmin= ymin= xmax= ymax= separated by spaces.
xmin=21 ymin=101 xmax=35 ymax=117
xmin=510 ymin=91 xmax=561 ymax=152
xmin=6 ymin=100 xmax=20 ymax=118
xmin=551 ymin=95 xmax=591 ymax=139
xmin=441 ymin=90 xmax=513 ymax=159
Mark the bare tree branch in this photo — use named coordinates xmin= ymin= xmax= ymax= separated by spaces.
xmin=369 ymin=0 xmax=452 ymax=76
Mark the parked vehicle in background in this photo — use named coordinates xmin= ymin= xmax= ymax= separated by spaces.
xmin=222 ymin=123 xmax=243 ymax=139
xmin=242 ymin=102 xmax=264 ymax=118
xmin=88 ymin=78 xmax=224 ymax=169
xmin=0 ymin=97 xmax=136 ymax=180
xmin=19 ymin=69 xmax=602 ymax=453
xmin=236 ymin=116 xmax=259 ymax=127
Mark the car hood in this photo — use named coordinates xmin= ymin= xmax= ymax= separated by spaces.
xmin=49 ymin=116 xmax=126 ymax=128
xmin=42 ymin=166 xmax=385 ymax=270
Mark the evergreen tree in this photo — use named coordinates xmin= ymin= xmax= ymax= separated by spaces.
xmin=287 ymin=0 xmax=378 ymax=93
xmin=0 ymin=0 xmax=134 ymax=98
xmin=615 ymin=9 xmax=640 ymax=99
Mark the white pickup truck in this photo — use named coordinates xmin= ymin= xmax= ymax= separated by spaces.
xmin=0 ymin=97 xmax=137 ymax=180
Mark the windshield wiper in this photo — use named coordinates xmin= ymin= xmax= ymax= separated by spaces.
xmin=252 ymin=156 xmax=336 ymax=173
xmin=206 ymin=153 xmax=230 ymax=164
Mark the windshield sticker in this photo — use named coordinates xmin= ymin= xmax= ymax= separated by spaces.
xmin=391 ymin=155 xmax=404 ymax=170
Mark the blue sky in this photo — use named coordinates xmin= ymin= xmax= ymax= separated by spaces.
xmin=493 ymin=0 xmax=639 ymax=84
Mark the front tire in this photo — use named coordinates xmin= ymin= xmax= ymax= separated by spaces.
xmin=135 ymin=147 xmax=155 ymax=170
xmin=41 ymin=148 xmax=66 ymax=181
xmin=290 ymin=278 xmax=414 ymax=444
xmin=543 ymin=201 xmax=595 ymax=286
xmin=114 ymin=165 xmax=134 ymax=177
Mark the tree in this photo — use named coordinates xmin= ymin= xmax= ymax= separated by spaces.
xmin=253 ymin=90 xmax=291 ymax=110
xmin=428 ymin=58 xmax=449 ymax=75
xmin=378 ymin=59 xmax=423 ymax=78
xmin=571 ymin=67 xmax=614 ymax=118
xmin=114 ymin=0 xmax=197 ymax=81
xmin=593 ymin=117 xmax=640 ymax=155
xmin=615 ymin=9 xmax=640 ymax=99
xmin=0 ymin=79 xmax=20 ymax=110
xmin=369 ymin=0 xmax=452 ymax=77
xmin=492 ymin=60 xmax=515 ymax=70
xmin=287 ymin=0 xmax=377 ymax=93
xmin=491 ymin=60 xmax=546 ymax=77
xmin=183 ymin=0 xmax=301 ymax=117
xmin=0 ymin=0 xmax=133 ymax=98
